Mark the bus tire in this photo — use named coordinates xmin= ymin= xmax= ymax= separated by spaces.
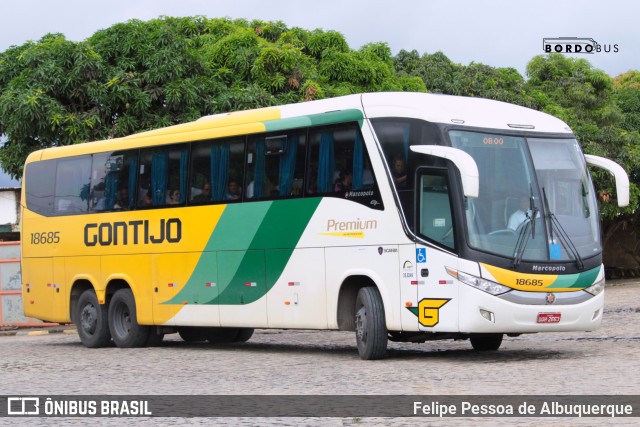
xmin=470 ymin=333 xmax=503 ymax=351
xmin=76 ymin=289 xmax=111 ymax=348
xmin=355 ymin=287 xmax=388 ymax=360
xmin=108 ymin=288 xmax=150 ymax=348
xmin=234 ymin=328 xmax=254 ymax=342
xmin=178 ymin=327 xmax=207 ymax=342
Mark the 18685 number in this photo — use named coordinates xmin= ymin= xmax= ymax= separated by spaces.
xmin=30 ymin=232 xmax=60 ymax=245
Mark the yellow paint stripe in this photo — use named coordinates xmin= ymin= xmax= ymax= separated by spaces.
xmin=482 ymin=263 xmax=563 ymax=292
xmin=37 ymin=108 xmax=281 ymax=160
xmin=317 ymin=231 xmax=365 ymax=238
xmin=125 ymin=107 xmax=281 ymax=139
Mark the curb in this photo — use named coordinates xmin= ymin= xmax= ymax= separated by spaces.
xmin=25 ymin=328 xmax=77 ymax=336
xmin=0 ymin=327 xmax=77 ymax=337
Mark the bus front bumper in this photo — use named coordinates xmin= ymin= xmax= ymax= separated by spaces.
xmin=457 ymin=284 xmax=604 ymax=334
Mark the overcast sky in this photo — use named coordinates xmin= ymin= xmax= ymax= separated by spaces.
xmin=1 ymin=0 xmax=638 ymax=186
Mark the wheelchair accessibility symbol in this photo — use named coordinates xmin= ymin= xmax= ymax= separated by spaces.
xmin=416 ymin=248 xmax=427 ymax=264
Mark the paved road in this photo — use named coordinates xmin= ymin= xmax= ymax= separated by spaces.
xmin=1 ymin=281 xmax=639 ymax=425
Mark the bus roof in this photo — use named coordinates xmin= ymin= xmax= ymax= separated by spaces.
xmin=359 ymin=92 xmax=572 ymax=134
xmin=26 ymin=92 xmax=573 ymax=163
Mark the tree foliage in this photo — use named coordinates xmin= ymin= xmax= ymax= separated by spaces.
xmin=0 ymin=16 xmax=417 ymax=178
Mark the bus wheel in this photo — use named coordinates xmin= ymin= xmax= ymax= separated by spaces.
xmin=108 ymin=288 xmax=150 ymax=348
xmin=205 ymin=327 xmax=241 ymax=344
xmin=178 ymin=327 xmax=207 ymax=342
xmin=76 ymin=290 xmax=111 ymax=348
xmin=234 ymin=328 xmax=254 ymax=342
xmin=355 ymin=287 xmax=388 ymax=360
xmin=470 ymin=333 xmax=503 ymax=351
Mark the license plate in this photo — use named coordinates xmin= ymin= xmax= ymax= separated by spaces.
xmin=537 ymin=312 xmax=561 ymax=323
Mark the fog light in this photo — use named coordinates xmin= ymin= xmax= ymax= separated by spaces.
xmin=480 ymin=309 xmax=495 ymax=323
xmin=592 ymin=308 xmax=601 ymax=321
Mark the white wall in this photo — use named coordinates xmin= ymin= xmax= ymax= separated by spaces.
xmin=0 ymin=190 xmax=18 ymax=225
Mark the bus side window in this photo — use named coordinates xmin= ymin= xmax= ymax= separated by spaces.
xmin=54 ymin=156 xmax=91 ymax=215
xmin=417 ymin=172 xmax=455 ymax=251
xmin=90 ymin=150 xmax=138 ymax=211
xmin=25 ymin=159 xmax=57 ymax=217
xmin=307 ymin=124 xmax=381 ymax=208
xmin=190 ymin=137 xmax=245 ymax=203
xmin=245 ymin=130 xmax=305 ymax=200
xmin=139 ymin=145 xmax=188 ymax=207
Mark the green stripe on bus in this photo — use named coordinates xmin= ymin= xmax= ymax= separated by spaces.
xmin=262 ymin=109 xmax=364 ymax=133
xmin=308 ymin=109 xmax=364 ymax=126
xmin=164 ymin=198 xmax=321 ymax=306
xmin=548 ymin=266 xmax=601 ymax=289
xmin=212 ymin=198 xmax=321 ymax=305
xmin=263 ymin=116 xmax=312 ymax=132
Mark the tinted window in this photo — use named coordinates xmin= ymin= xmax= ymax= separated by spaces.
xmin=190 ymin=137 xmax=245 ymax=203
xmin=54 ymin=156 xmax=91 ymax=214
xmin=245 ymin=131 xmax=305 ymax=200
xmin=418 ymin=170 xmax=455 ymax=251
xmin=371 ymin=118 xmax=443 ymax=188
xmin=138 ymin=145 xmax=188 ymax=208
xmin=25 ymin=160 xmax=56 ymax=216
xmin=90 ymin=150 xmax=138 ymax=211
xmin=307 ymin=124 xmax=382 ymax=209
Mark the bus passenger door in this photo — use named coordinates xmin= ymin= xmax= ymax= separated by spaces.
xmin=415 ymin=168 xmax=460 ymax=333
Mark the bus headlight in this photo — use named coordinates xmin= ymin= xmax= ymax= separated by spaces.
xmin=446 ymin=268 xmax=510 ymax=296
xmin=583 ymin=277 xmax=605 ymax=296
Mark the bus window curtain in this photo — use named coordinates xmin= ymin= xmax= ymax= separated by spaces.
xmin=128 ymin=156 xmax=138 ymax=209
xmin=318 ymin=132 xmax=335 ymax=193
xmin=352 ymin=131 xmax=364 ymax=190
xmin=278 ymin=135 xmax=298 ymax=196
xmin=105 ymin=173 xmax=117 ymax=209
xmin=253 ymin=139 xmax=265 ymax=198
xmin=210 ymin=144 xmax=230 ymax=201
xmin=151 ymin=151 xmax=168 ymax=206
xmin=179 ymin=149 xmax=188 ymax=204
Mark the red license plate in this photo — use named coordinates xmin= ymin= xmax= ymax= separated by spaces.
xmin=537 ymin=312 xmax=561 ymax=323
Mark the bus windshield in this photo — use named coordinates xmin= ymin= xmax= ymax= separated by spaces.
xmin=448 ymin=130 xmax=601 ymax=262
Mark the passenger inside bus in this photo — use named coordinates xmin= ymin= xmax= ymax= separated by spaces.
xmin=334 ymin=170 xmax=353 ymax=192
xmin=392 ymin=156 xmax=407 ymax=189
xmin=113 ymin=188 xmax=130 ymax=210
xmin=225 ymin=179 xmax=241 ymax=200
xmin=167 ymin=189 xmax=180 ymax=205
xmin=192 ymin=182 xmax=212 ymax=202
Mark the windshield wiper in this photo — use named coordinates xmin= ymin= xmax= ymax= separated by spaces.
xmin=512 ymin=186 xmax=539 ymax=268
xmin=529 ymin=184 xmax=539 ymax=239
xmin=512 ymin=220 xmax=531 ymax=268
xmin=542 ymin=188 xmax=584 ymax=269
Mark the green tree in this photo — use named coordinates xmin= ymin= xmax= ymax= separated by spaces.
xmin=0 ymin=17 xmax=420 ymax=179
xmin=0 ymin=34 xmax=106 ymax=177
xmin=614 ymin=70 xmax=640 ymax=132
xmin=393 ymin=50 xmax=535 ymax=107
xmin=525 ymin=54 xmax=639 ymax=220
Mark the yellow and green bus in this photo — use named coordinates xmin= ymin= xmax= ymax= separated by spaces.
xmin=21 ymin=92 xmax=629 ymax=359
